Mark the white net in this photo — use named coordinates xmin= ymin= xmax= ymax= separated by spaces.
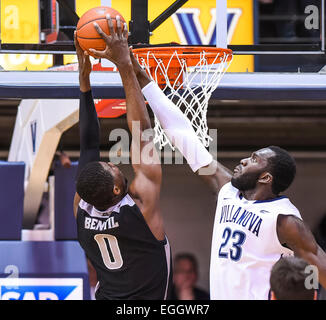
xmin=135 ymin=47 xmax=233 ymax=149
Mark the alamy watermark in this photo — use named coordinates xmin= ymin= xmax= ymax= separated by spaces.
xmin=304 ymin=264 xmax=319 ymax=290
xmin=4 ymin=265 xmax=19 ymax=289
xmin=0 ymin=264 xmax=320 ymax=294
xmin=305 ymin=5 xmax=320 ymax=30
xmin=106 ymin=121 xmax=218 ymax=175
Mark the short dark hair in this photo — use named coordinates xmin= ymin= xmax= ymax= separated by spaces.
xmin=174 ymin=253 xmax=198 ymax=275
xmin=76 ymin=161 xmax=114 ymax=210
xmin=270 ymin=256 xmax=315 ymax=300
xmin=266 ymin=146 xmax=296 ymax=195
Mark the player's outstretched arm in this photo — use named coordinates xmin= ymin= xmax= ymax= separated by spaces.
xmin=91 ymin=16 xmax=164 ymax=241
xmin=277 ymin=214 xmax=326 ymax=289
xmin=73 ymin=32 xmax=100 ymax=218
xmin=130 ymin=52 xmax=232 ymax=196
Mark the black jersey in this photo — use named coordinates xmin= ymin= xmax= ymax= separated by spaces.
xmin=76 ymin=194 xmax=172 ymax=300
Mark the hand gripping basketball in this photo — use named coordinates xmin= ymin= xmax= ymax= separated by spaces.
xmin=90 ymin=15 xmax=130 ymax=67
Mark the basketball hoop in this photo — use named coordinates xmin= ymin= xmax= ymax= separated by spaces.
xmin=133 ymin=45 xmax=233 ymax=149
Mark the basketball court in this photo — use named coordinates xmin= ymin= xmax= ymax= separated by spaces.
xmin=0 ymin=0 xmax=325 ymax=300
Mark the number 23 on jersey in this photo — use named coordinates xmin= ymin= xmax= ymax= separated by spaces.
xmin=218 ymin=227 xmax=246 ymax=261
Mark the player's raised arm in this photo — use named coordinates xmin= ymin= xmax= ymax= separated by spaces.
xmin=90 ymin=16 xmax=164 ymax=240
xmin=73 ymin=32 xmax=100 ymax=218
xmin=130 ymin=53 xmax=232 ymax=196
xmin=277 ymin=214 xmax=326 ymax=289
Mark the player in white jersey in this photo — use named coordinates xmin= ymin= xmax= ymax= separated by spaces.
xmin=211 ymin=171 xmax=301 ymax=299
xmin=129 ymin=55 xmax=326 ymax=299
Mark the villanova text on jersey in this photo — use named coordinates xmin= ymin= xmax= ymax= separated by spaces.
xmin=219 ymin=205 xmax=262 ymax=237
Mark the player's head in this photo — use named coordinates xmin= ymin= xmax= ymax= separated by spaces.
xmin=270 ymin=256 xmax=317 ymax=300
xmin=76 ymin=161 xmax=128 ymax=210
xmin=231 ymin=146 xmax=296 ymax=195
xmin=173 ymin=253 xmax=198 ymax=287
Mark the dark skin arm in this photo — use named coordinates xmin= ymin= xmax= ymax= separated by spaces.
xmin=73 ymin=31 xmax=93 ymax=218
xmin=195 ymin=160 xmax=232 ymax=196
xmin=90 ymin=16 xmax=164 ymax=241
xmin=277 ymin=214 xmax=326 ymax=289
xmin=131 ymin=52 xmax=232 ymax=196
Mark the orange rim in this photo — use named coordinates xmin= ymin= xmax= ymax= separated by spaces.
xmin=132 ymin=46 xmax=233 ymax=67
xmin=132 ymin=46 xmax=233 ymax=88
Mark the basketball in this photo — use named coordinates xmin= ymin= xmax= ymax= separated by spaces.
xmin=76 ymin=6 xmax=126 ymax=57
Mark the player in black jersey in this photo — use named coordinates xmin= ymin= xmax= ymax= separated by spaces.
xmin=73 ymin=16 xmax=172 ymax=300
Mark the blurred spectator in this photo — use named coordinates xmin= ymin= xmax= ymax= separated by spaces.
xmin=270 ymin=256 xmax=317 ymax=300
xmin=170 ymin=253 xmax=209 ymax=300
xmin=57 ymin=150 xmax=72 ymax=169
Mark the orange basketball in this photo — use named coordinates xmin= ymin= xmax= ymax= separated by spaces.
xmin=76 ymin=6 xmax=126 ymax=57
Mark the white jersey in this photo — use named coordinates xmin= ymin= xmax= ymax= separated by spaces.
xmin=210 ymin=182 xmax=302 ymax=300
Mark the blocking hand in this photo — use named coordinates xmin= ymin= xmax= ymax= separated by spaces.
xmin=90 ymin=14 xmax=130 ymax=67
